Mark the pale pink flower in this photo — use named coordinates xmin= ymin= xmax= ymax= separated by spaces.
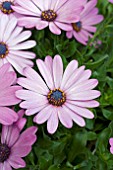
xmin=16 ymin=55 xmax=100 ymax=134
xmin=66 ymin=0 xmax=104 ymax=45
xmin=0 ymin=63 xmax=22 ymax=125
xmin=0 ymin=14 xmax=36 ymax=74
xmin=109 ymin=138 xmax=113 ymax=154
xmin=12 ymin=0 xmax=84 ymax=35
xmin=0 ymin=109 xmax=37 ymax=170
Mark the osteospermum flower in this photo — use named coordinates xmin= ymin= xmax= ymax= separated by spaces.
xmin=0 ymin=63 xmax=21 ymax=125
xmin=16 ymin=55 xmax=101 ymax=134
xmin=109 ymin=138 xmax=113 ymax=154
xmin=66 ymin=0 xmax=104 ymax=45
xmin=0 ymin=14 xmax=36 ymax=74
xmin=12 ymin=0 xmax=84 ymax=35
xmin=0 ymin=109 xmax=37 ymax=170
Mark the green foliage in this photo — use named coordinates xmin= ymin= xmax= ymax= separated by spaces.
xmin=18 ymin=0 xmax=113 ymax=169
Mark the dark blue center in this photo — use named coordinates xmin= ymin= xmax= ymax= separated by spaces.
xmin=2 ymin=1 xmax=12 ymax=10
xmin=76 ymin=21 xmax=82 ymax=29
xmin=0 ymin=144 xmax=10 ymax=162
xmin=0 ymin=44 xmax=7 ymax=55
xmin=51 ymin=90 xmax=63 ymax=101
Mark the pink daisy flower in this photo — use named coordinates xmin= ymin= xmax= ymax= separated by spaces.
xmin=66 ymin=0 xmax=104 ymax=45
xmin=109 ymin=138 xmax=113 ymax=154
xmin=12 ymin=0 xmax=84 ymax=35
xmin=0 ymin=63 xmax=21 ymax=125
xmin=0 ymin=14 xmax=36 ymax=74
xmin=0 ymin=109 xmax=38 ymax=170
xmin=16 ymin=55 xmax=101 ymax=134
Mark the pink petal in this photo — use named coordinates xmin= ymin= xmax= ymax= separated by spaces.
xmin=110 ymin=147 xmax=113 ymax=154
xmin=36 ymin=59 xmax=54 ymax=89
xmin=10 ymin=50 xmax=36 ymax=59
xmin=12 ymin=5 xmax=39 ymax=16
xmin=16 ymin=0 xmax=40 ymax=14
xmin=47 ymin=108 xmax=59 ymax=134
xmin=3 ymin=161 xmax=12 ymax=170
xmin=58 ymin=106 xmax=73 ymax=128
xmin=0 ymin=86 xmax=21 ymax=106
xmin=109 ymin=0 xmax=113 ymax=3
xmin=84 ymin=15 xmax=104 ymax=25
xmin=15 ymin=110 xmax=26 ymax=131
xmin=34 ymin=105 xmax=53 ymax=124
xmin=53 ymin=55 xmax=63 ymax=88
xmin=63 ymin=105 xmax=85 ymax=127
xmin=36 ymin=20 xmax=49 ymax=30
xmin=66 ymin=79 xmax=98 ymax=94
xmin=45 ymin=56 xmax=53 ymax=74
xmin=7 ymin=27 xmax=23 ymax=44
xmin=8 ymin=31 xmax=32 ymax=46
xmin=7 ymin=126 xmax=20 ymax=147
xmin=9 ymin=40 xmax=36 ymax=50
xmin=0 ymin=15 xmax=9 ymax=41
xmin=53 ymin=0 xmax=68 ymax=11
xmin=62 ymin=66 xmax=85 ymax=91
xmin=55 ymin=22 xmax=72 ymax=31
xmin=81 ymin=0 xmax=97 ymax=17
xmin=12 ymin=126 xmax=37 ymax=147
xmin=0 ymin=72 xmax=16 ymax=91
xmin=65 ymin=103 xmax=94 ymax=119
xmin=11 ymin=145 xmax=31 ymax=157
xmin=25 ymin=105 xmax=48 ymax=116
xmin=73 ymin=69 xmax=92 ymax=84
xmin=66 ymin=31 xmax=73 ymax=39
xmin=7 ymin=54 xmax=34 ymax=75
xmin=109 ymin=138 xmax=113 ymax=145
xmin=56 ymin=0 xmax=83 ymax=23
xmin=3 ymin=17 xmax=17 ymax=43
xmin=73 ymin=31 xmax=87 ymax=45
xmin=31 ymin=0 xmax=44 ymax=10
xmin=49 ymin=22 xmax=61 ymax=35
xmin=18 ymin=17 xmax=40 ymax=28
xmin=23 ymin=67 xmax=49 ymax=93
xmin=83 ymin=25 xmax=97 ymax=33
xmin=0 ymin=107 xmax=18 ymax=125
xmin=8 ymin=156 xmax=26 ymax=169
xmin=16 ymin=78 xmax=48 ymax=95
xmin=0 ymin=63 xmax=11 ymax=78
xmin=60 ymin=60 xmax=78 ymax=89
xmin=67 ymin=100 xmax=99 ymax=108
xmin=67 ymin=90 xmax=101 ymax=101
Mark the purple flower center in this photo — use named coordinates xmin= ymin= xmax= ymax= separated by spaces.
xmin=0 ymin=1 xmax=14 ymax=14
xmin=41 ymin=10 xmax=57 ymax=22
xmin=72 ymin=21 xmax=82 ymax=32
xmin=0 ymin=43 xmax=8 ymax=58
xmin=47 ymin=89 xmax=66 ymax=106
xmin=0 ymin=144 xmax=10 ymax=162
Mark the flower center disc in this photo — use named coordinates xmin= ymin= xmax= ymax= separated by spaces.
xmin=0 ymin=144 xmax=10 ymax=162
xmin=72 ymin=21 xmax=82 ymax=32
xmin=47 ymin=89 xmax=66 ymax=106
xmin=0 ymin=1 xmax=14 ymax=14
xmin=0 ymin=42 xmax=9 ymax=58
xmin=41 ymin=10 xmax=57 ymax=22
